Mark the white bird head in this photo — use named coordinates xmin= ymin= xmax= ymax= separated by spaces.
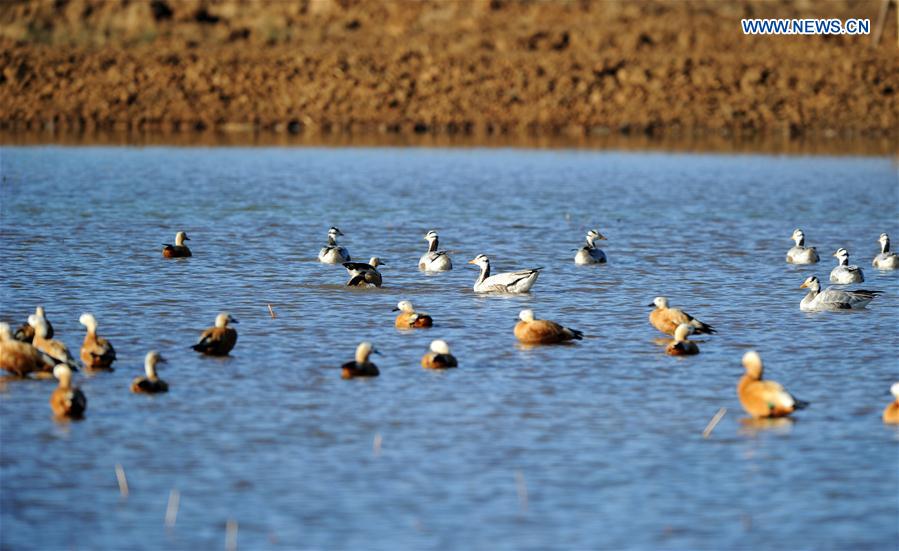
xmin=424 ymin=230 xmax=439 ymax=241
xmin=394 ymin=300 xmax=414 ymax=313
xmin=674 ymin=324 xmax=693 ymax=341
xmin=145 ymin=350 xmax=166 ymax=378
xmin=430 ymin=340 xmax=450 ymax=355
xmin=791 ymin=228 xmax=805 ymax=245
xmin=53 ymin=364 xmax=73 ymax=385
xmin=586 ymin=229 xmax=607 ymax=241
xmin=215 ymin=312 xmax=238 ymax=328
xmin=175 ymin=231 xmax=190 ymax=246
xmin=467 ymin=254 xmax=489 ymax=267
xmin=650 ymin=296 xmax=669 ymax=309
xmin=799 ymin=275 xmax=820 ymax=292
xmin=27 ymin=314 xmax=49 ymax=338
xmin=0 ymin=323 xmax=11 ymax=341
xmin=328 ymin=226 xmax=344 ymax=238
xmin=369 ymin=257 xmax=383 ymax=268
xmin=742 ymin=350 xmax=763 ymax=378
xmin=355 ymin=341 xmax=379 ymax=363
xmin=79 ymin=313 xmax=98 ymax=333
xmin=518 ymin=309 xmax=536 ymax=322
xmin=891 ymin=382 xmax=899 ymax=399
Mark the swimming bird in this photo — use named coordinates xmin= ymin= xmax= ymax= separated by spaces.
xmin=79 ymin=313 xmax=116 ymax=369
xmin=830 ymin=248 xmax=864 ymax=284
xmin=49 ymin=365 xmax=86 ymax=419
xmin=341 ymin=342 xmax=380 ymax=379
xmin=514 ymin=309 xmax=583 ymax=344
xmin=737 ymin=351 xmax=808 ymax=419
xmin=785 ymin=228 xmax=819 ymax=264
xmin=419 ymin=230 xmax=453 ymax=272
xmin=648 ymin=297 xmax=716 ymax=336
xmin=393 ymin=300 xmax=433 ymax=328
xmin=468 ymin=254 xmax=541 ymax=294
xmin=319 ymin=227 xmax=351 ymax=264
xmin=343 ymin=257 xmax=384 ymax=287
xmin=30 ymin=315 xmax=79 ymax=369
xmin=192 ymin=312 xmax=238 ymax=356
xmin=14 ymin=305 xmax=53 ymax=343
xmin=0 ymin=322 xmax=57 ymax=377
xmin=574 ymin=229 xmax=607 ymax=265
xmin=883 ymin=383 xmax=899 ymax=424
xmin=798 ymin=276 xmax=881 ymax=311
xmin=421 ymin=340 xmax=458 ymax=369
xmin=665 ymin=324 xmax=699 ymax=356
xmin=130 ymin=351 xmax=169 ymax=394
xmin=873 ymin=233 xmax=899 ymax=270
xmin=162 ymin=231 xmax=191 ymax=258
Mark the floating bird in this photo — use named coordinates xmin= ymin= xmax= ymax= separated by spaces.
xmin=318 ymin=226 xmax=351 ymax=264
xmin=514 ymin=309 xmax=583 ymax=344
xmin=798 ymin=276 xmax=881 ymax=311
xmin=574 ymin=229 xmax=607 ymax=265
xmin=131 ymin=351 xmax=169 ymax=394
xmin=30 ymin=315 xmax=79 ymax=369
xmin=648 ymin=297 xmax=716 ymax=336
xmin=873 ymin=233 xmax=899 ymax=270
xmin=14 ymin=305 xmax=53 ymax=343
xmin=468 ymin=254 xmax=541 ymax=294
xmin=419 ymin=230 xmax=453 ymax=272
xmin=665 ymin=324 xmax=699 ymax=355
xmin=49 ymin=365 xmax=86 ymax=419
xmin=785 ymin=228 xmax=819 ymax=264
xmin=341 ymin=342 xmax=380 ymax=379
xmin=343 ymin=257 xmax=384 ymax=287
xmin=192 ymin=312 xmax=238 ymax=356
xmin=830 ymin=248 xmax=864 ymax=284
xmin=883 ymin=383 xmax=899 ymax=424
xmin=421 ymin=340 xmax=458 ymax=369
xmin=0 ymin=322 xmax=56 ymax=377
xmin=393 ymin=300 xmax=433 ymax=329
xmin=737 ymin=351 xmax=808 ymax=418
xmin=79 ymin=313 xmax=116 ymax=370
xmin=162 ymin=231 xmax=192 ymax=258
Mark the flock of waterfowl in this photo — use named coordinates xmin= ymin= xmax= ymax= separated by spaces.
xmin=0 ymin=226 xmax=896 ymax=425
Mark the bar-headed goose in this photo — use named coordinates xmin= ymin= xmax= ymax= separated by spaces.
xmin=468 ymin=255 xmax=541 ymax=294
xmin=131 ymin=351 xmax=169 ymax=394
xmin=737 ymin=351 xmax=808 ymax=418
xmin=192 ymin=312 xmax=238 ymax=356
xmin=393 ymin=300 xmax=433 ymax=329
xmin=786 ymin=228 xmax=819 ymax=264
xmin=421 ymin=340 xmax=458 ymax=369
xmin=648 ymin=297 xmax=716 ymax=336
xmin=514 ymin=309 xmax=583 ymax=344
xmin=162 ymin=231 xmax=192 ymax=258
xmin=0 ymin=322 xmax=57 ymax=377
xmin=873 ymin=233 xmax=899 ymax=270
xmin=30 ymin=315 xmax=79 ymax=369
xmin=830 ymin=248 xmax=864 ymax=284
xmin=50 ymin=365 xmax=87 ymax=419
xmin=14 ymin=305 xmax=53 ymax=343
xmin=341 ymin=342 xmax=380 ymax=379
xmin=79 ymin=313 xmax=117 ymax=370
xmin=665 ymin=324 xmax=699 ymax=355
xmin=798 ymin=276 xmax=881 ymax=311
xmin=343 ymin=257 xmax=384 ymax=287
xmin=419 ymin=230 xmax=453 ymax=272
xmin=574 ymin=229 xmax=607 ymax=265
xmin=319 ymin=227 xmax=351 ymax=264
xmin=883 ymin=383 xmax=899 ymax=424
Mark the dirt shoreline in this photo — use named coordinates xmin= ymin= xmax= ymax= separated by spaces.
xmin=1 ymin=0 xmax=897 ymax=140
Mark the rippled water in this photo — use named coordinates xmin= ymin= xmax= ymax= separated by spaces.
xmin=1 ymin=147 xmax=897 ymax=550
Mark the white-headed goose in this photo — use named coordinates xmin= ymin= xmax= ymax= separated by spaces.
xmin=131 ymin=351 xmax=169 ymax=393
xmin=798 ymin=276 xmax=881 ymax=311
xmin=14 ymin=305 xmax=53 ymax=343
xmin=648 ymin=297 xmax=716 ymax=336
xmin=421 ymin=340 xmax=458 ymax=369
xmin=468 ymin=255 xmax=541 ymax=294
xmin=50 ymin=365 xmax=87 ymax=419
xmin=192 ymin=312 xmax=238 ymax=356
xmin=786 ymin=228 xmax=819 ymax=264
xmin=574 ymin=229 xmax=607 ymax=265
xmin=319 ymin=226 xmax=351 ymax=264
xmin=162 ymin=231 xmax=191 ymax=258
xmin=884 ymin=383 xmax=899 ymax=424
xmin=30 ymin=315 xmax=79 ymax=369
xmin=419 ymin=230 xmax=453 ymax=272
xmin=514 ymin=309 xmax=583 ymax=344
xmin=341 ymin=342 xmax=380 ymax=379
xmin=393 ymin=300 xmax=433 ymax=329
xmin=873 ymin=233 xmax=899 ymax=270
xmin=665 ymin=324 xmax=699 ymax=355
xmin=737 ymin=351 xmax=808 ymax=418
xmin=830 ymin=248 xmax=864 ymax=284
xmin=0 ymin=322 xmax=56 ymax=377
xmin=79 ymin=313 xmax=116 ymax=370
xmin=343 ymin=257 xmax=384 ymax=287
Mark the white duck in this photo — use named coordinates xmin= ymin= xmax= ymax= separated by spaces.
xmin=830 ymin=248 xmax=864 ymax=284
xmin=574 ymin=229 xmax=607 ymax=265
xmin=318 ymin=227 xmax=351 ymax=264
xmin=419 ymin=230 xmax=452 ymax=272
xmin=786 ymin=228 xmax=819 ymax=264
xmin=873 ymin=233 xmax=899 ymax=270
xmin=798 ymin=275 xmax=881 ymax=311
xmin=468 ymin=254 xmax=541 ymax=293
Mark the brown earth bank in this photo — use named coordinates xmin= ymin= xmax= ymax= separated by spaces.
xmin=1 ymin=0 xmax=898 ymax=142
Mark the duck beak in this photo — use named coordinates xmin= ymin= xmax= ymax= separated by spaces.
xmin=647 ymin=302 xmax=656 ymax=307
xmin=184 ymin=236 xmax=190 ymax=241
xmin=391 ymin=307 xmax=400 ymax=312
xmin=229 ymin=317 xmax=239 ymax=324
xmin=467 ymin=259 xmax=477 ymax=264
xmin=158 ymin=356 xmax=168 ymax=364
xmin=372 ymin=349 xmax=382 ymax=356
xmin=799 ymin=281 xmax=808 ymax=289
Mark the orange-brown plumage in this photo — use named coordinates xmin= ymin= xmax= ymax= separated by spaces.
xmin=0 ymin=334 xmax=56 ymax=376
xmin=192 ymin=313 xmax=238 ymax=356
xmin=162 ymin=231 xmax=191 ymax=258
xmin=49 ymin=366 xmax=86 ymax=419
xmin=648 ymin=297 xmax=716 ymax=336
xmin=341 ymin=342 xmax=380 ymax=379
xmin=513 ymin=310 xmax=583 ymax=345
xmin=884 ymin=384 xmax=899 ymax=424
xmin=395 ymin=312 xmax=433 ymax=329
xmin=664 ymin=324 xmax=699 ymax=356
xmin=79 ymin=314 xmax=116 ymax=369
xmin=737 ymin=351 xmax=808 ymax=419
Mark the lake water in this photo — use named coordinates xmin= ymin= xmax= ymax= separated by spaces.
xmin=1 ymin=146 xmax=897 ymax=550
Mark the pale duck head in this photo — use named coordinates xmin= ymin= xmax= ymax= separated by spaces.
xmin=742 ymin=350 xmax=764 ymax=379
xmin=175 ymin=231 xmax=190 ymax=246
xmin=518 ymin=309 xmax=536 ymax=322
xmin=79 ymin=313 xmax=98 ymax=334
xmin=215 ymin=312 xmax=238 ymax=328
xmin=430 ymin=340 xmax=451 ymax=355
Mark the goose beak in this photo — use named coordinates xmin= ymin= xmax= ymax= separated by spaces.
xmin=799 ymin=281 xmax=809 ymax=289
xmin=597 ymin=234 xmax=607 ymax=240
xmin=467 ymin=259 xmax=477 ymax=264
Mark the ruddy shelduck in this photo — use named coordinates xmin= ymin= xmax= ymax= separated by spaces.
xmin=30 ymin=315 xmax=79 ymax=369
xmin=341 ymin=342 xmax=380 ymax=379
xmin=49 ymin=365 xmax=86 ymax=419
xmin=131 ymin=351 xmax=169 ymax=394
xmin=648 ymin=297 xmax=716 ymax=336
xmin=192 ymin=312 xmax=238 ymax=356
xmin=0 ymin=322 xmax=56 ymax=376
xmin=393 ymin=300 xmax=433 ymax=329
xmin=421 ymin=340 xmax=458 ymax=369
xmin=162 ymin=231 xmax=191 ymax=258
xmin=343 ymin=257 xmax=384 ymax=287
xmin=883 ymin=383 xmax=899 ymax=424
xmin=79 ymin=313 xmax=117 ymax=369
xmin=514 ymin=309 xmax=583 ymax=344
xmin=14 ymin=305 xmax=53 ymax=343
xmin=665 ymin=324 xmax=699 ymax=355
xmin=737 ymin=351 xmax=808 ymax=419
